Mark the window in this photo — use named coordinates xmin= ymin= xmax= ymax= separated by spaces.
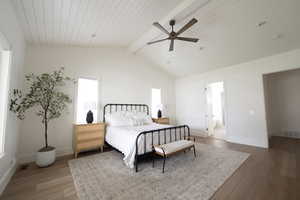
xmin=0 ymin=49 xmax=11 ymax=154
xmin=76 ymin=78 xmax=99 ymax=124
xmin=151 ymin=88 xmax=162 ymax=118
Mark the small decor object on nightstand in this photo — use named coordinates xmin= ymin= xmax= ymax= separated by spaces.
xmin=86 ymin=110 xmax=94 ymax=123
xmin=157 ymin=109 xmax=162 ymax=118
xmin=157 ymin=104 xmax=163 ymax=118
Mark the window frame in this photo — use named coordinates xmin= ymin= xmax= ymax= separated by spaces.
xmin=0 ymin=32 xmax=12 ymax=157
xmin=151 ymin=88 xmax=162 ymax=118
xmin=74 ymin=77 xmax=100 ymax=124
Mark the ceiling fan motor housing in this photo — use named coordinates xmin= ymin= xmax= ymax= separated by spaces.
xmin=169 ymin=19 xmax=176 ymax=26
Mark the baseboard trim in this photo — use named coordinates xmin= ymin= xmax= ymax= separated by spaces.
xmin=18 ymin=148 xmax=73 ymax=164
xmin=0 ymin=158 xmax=17 ymax=195
xmin=272 ymin=131 xmax=300 ymax=139
xmin=191 ymin=129 xmax=208 ymax=137
xmin=226 ymin=137 xmax=268 ymax=149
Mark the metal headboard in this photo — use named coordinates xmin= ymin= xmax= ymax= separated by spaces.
xmin=103 ymin=104 xmax=149 ymax=122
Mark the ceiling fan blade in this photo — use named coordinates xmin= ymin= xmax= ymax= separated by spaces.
xmin=147 ymin=38 xmax=169 ymax=45
xmin=176 ymin=18 xmax=198 ymax=36
xmin=153 ymin=22 xmax=170 ymax=35
xmin=169 ymin=39 xmax=174 ymax=51
xmin=176 ymin=37 xmax=199 ymax=42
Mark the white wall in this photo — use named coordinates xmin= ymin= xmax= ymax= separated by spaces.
xmin=176 ymin=49 xmax=300 ymax=148
xmin=264 ymin=69 xmax=300 ymax=138
xmin=0 ymin=0 xmax=26 ymax=194
xmin=19 ymin=45 xmax=175 ymax=163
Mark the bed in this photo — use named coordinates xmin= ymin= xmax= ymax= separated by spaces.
xmin=103 ymin=104 xmax=191 ymax=172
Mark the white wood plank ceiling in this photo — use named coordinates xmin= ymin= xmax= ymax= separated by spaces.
xmin=12 ymin=0 xmax=181 ymax=46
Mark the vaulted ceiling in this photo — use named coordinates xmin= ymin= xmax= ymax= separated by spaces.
xmin=11 ymin=0 xmax=300 ymax=77
xmin=136 ymin=0 xmax=300 ymax=77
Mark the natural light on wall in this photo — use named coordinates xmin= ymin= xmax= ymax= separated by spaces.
xmin=151 ymin=88 xmax=162 ymax=118
xmin=0 ymin=50 xmax=11 ymax=154
xmin=76 ymin=78 xmax=98 ymax=124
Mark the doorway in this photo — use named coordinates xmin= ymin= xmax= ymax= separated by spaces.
xmin=263 ymin=69 xmax=300 ymax=140
xmin=205 ymin=81 xmax=226 ymax=140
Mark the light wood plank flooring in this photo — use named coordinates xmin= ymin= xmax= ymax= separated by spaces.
xmin=1 ymin=136 xmax=299 ymax=200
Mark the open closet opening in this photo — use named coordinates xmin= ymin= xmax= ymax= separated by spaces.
xmin=264 ymin=68 xmax=300 ymax=140
xmin=205 ymin=81 xmax=226 ymax=140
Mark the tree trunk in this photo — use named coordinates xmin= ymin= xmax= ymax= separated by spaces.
xmin=44 ymin=112 xmax=48 ymax=148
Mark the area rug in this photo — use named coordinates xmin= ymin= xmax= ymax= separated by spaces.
xmin=68 ymin=143 xmax=249 ymax=200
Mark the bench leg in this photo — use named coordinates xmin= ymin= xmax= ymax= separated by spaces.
xmin=152 ymin=154 xmax=155 ymax=168
xmin=193 ymin=145 xmax=196 ymax=157
xmin=162 ymin=155 xmax=166 ymax=173
xmin=135 ymin=155 xmax=138 ymax=172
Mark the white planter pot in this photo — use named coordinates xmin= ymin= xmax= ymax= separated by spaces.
xmin=36 ymin=147 xmax=56 ymax=167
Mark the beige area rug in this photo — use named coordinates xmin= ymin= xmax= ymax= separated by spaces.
xmin=69 ymin=143 xmax=249 ymax=200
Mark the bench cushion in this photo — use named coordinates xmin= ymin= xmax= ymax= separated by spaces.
xmin=154 ymin=140 xmax=194 ymax=155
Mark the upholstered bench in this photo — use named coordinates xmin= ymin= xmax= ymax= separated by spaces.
xmin=153 ymin=138 xmax=196 ymax=173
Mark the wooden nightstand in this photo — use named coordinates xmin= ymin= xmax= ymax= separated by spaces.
xmin=152 ymin=117 xmax=170 ymax=125
xmin=73 ymin=123 xmax=106 ymax=158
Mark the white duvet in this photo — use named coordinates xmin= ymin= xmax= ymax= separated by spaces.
xmin=105 ymin=123 xmax=172 ymax=168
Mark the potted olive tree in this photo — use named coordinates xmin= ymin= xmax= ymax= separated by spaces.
xmin=10 ymin=68 xmax=74 ymax=167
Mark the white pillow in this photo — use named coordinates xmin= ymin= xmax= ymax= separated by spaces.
xmin=135 ymin=112 xmax=153 ymax=125
xmin=105 ymin=111 xmax=153 ymax=126
xmin=123 ymin=111 xmax=152 ymax=126
xmin=144 ymin=115 xmax=153 ymax=124
xmin=105 ymin=112 xmax=132 ymax=127
xmin=132 ymin=115 xmax=143 ymax=126
xmin=124 ymin=111 xmax=138 ymax=126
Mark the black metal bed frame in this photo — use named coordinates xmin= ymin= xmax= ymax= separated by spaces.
xmin=103 ymin=104 xmax=191 ymax=172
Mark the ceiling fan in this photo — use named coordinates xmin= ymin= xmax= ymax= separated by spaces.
xmin=147 ymin=18 xmax=199 ymax=51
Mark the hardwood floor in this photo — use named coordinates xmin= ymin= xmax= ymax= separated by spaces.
xmin=1 ymin=136 xmax=299 ymax=200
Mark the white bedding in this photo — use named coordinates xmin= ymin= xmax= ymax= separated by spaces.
xmin=105 ymin=123 xmax=172 ymax=168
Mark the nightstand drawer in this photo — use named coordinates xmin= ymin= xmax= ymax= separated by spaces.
xmin=77 ymin=132 xmax=104 ymax=142
xmin=77 ymin=140 xmax=103 ymax=151
xmin=75 ymin=124 xmax=105 ymax=133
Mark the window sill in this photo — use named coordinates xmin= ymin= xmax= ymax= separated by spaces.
xmin=0 ymin=152 xmax=5 ymax=159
